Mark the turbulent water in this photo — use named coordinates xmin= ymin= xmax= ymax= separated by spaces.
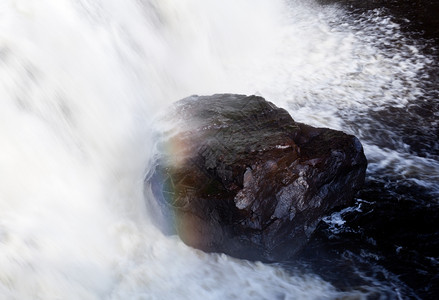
xmin=0 ymin=0 xmax=437 ymax=299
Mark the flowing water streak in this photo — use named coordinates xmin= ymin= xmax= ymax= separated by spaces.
xmin=0 ymin=0 xmax=434 ymax=298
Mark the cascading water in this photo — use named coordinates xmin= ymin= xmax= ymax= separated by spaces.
xmin=0 ymin=0 xmax=437 ymax=299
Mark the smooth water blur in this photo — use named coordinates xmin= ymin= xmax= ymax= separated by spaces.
xmin=0 ymin=0 xmax=436 ymax=298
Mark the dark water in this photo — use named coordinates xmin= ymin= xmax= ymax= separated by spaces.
xmin=281 ymin=1 xmax=439 ymax=298
xmin=318 ymin=0 xmax=439 ymax=44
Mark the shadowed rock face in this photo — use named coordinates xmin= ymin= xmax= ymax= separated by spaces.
xmin=148 ymin=94 xmax=367 ymax=261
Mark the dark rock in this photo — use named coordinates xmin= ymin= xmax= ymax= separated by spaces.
xmin=147 ymin=94 xmax=367 ymax=261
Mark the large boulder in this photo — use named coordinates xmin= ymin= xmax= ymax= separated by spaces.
xmin=147 ymin=94 xmax=367 ymax=261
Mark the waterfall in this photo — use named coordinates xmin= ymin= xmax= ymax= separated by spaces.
xmin=0 ymin=0 xmax=435 ymax=298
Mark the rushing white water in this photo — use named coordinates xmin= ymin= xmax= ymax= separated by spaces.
xmin=0 ymin=0 xmax=434 ymax=299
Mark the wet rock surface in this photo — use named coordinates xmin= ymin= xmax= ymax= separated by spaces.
xmin=148 ymin=94 xmax=367 ymax=261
